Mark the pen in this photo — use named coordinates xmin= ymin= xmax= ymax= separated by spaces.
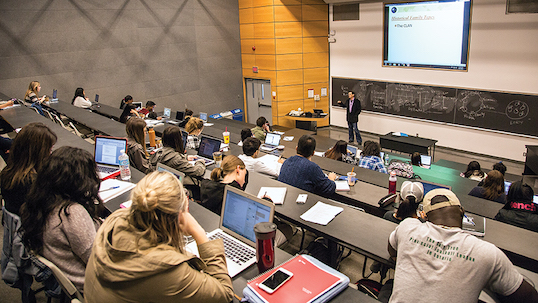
xmin=100 ymin=186 xmax=120 ymax=192
xmin=464 ymin=214 xmax=475 ymax=226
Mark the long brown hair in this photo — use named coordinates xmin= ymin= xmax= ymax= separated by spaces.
xmin=0 ymin=122 xmax=57 ymax=190
xmin=325 ymin=140 xmax=347 ymax=161
xmin=126 ymin=118 xmax=148 ymax=156
xmin=129 ymin=171 xmax=187 ymax=252
xmin=24 ymin=81 xmax=40 ymax=100
xmin=210 ymin=155 xmax=245 ymax=181
xmin=185 ymin=117 xmax=204 ymax=134
xmin=482 ymin=170 xmax=504 ymax=200
xmin=162 ymin=125 xmax=184 ymax=153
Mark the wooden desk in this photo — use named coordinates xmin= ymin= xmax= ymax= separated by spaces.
xmin=284 ymin=114 xmax=329 ymax=133
xmin=380 ymin=133 xmax=437 ymax=161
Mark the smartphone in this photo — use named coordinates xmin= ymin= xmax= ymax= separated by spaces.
xmin=258 ymin=268 xmax=293 ymax=294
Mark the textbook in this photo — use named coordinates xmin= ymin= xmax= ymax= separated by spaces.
xmin=243 ymin=254 xmax=349 ymax=303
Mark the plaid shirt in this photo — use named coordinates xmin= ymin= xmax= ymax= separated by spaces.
xmin=359 ymin=156 xmax=388 ymax=174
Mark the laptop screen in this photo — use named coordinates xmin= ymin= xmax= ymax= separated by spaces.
xmin=420 ymin=154 xmax=432 ymax=166
xmin=94 ymin=136 xmax=128 ymax=166
xmin=347 ymin=145 xmax=357 ymax=157
xmin=504 ymin=181 xmax=512 ymax=194
xmin=52 ymin=89 xmax=57 ymax=99
xmin=199 ymin=112 xmax=207 ymax=122
xmin=181 ymin=130 xmax=188 ymax=151
xmin=418 ymin=179 xmax=452 ymax=194
xmin=533 ymin=195 xmax=538 ymax=204
xmin=133 ymin=102 xmax=143 ymax=110
xmin=95 ymin=94 xmax=99 ymax=103
xmin=156 ymin=163 xmax=184 ymax=183
xmin=221 ymin=187 xmax=274 ymax=244
xmin=163 ymin=107 xmax=171 ymax=118
xmin=265 ymin=133 xmax=281 ymax=146
xmin=176 ymin=111 xmax=185 ymax=120
xmin=198 ymin=136 xmax=221 ymax=158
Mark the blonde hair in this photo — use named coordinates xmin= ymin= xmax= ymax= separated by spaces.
xmin=24 ymin=81 xmax=40 ymax=100
xmin=210 ymin=155 xmax=245 ymax=181
xmin=129 ymin=171 xmax=187 ymax=252
xmin=126 ymin=118 xmax=148 ymax=156
xmin=185 ymin=117 xmax=204 ymax=134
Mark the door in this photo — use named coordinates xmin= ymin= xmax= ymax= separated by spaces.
xmin=246 ymin=79 xmax=272 ymax=125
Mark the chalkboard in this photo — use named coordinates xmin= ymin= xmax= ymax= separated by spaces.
xmin=332 ymin=77 xmax=538 ymax=137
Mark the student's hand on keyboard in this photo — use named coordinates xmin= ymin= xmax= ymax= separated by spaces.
xmin=187 ymin=155 xmax=198 ymax=161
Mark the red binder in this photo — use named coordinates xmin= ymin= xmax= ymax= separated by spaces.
xmin=246 ymin=255 xmax=344 ymax=303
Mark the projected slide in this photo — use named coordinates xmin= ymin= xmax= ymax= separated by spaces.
xmin=384 ymin=0 xmax=471 ymax=70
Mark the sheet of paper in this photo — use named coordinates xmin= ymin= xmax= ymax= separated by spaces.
xmin=98 ymin=179 xmax=136 ymax=203
xmin=283 ymin=136 xmax=294 ymax=141
xmin=203 ymin=123 xmax=214 ymax=126
xmin=273 ymin=131 xmax=285 ymax=135
xmin=257 ymin=187 xmax=287 ymax=205
xmin=314 ymin=151 xmax=325 ymax=157
xmin=335 ymin=180 xmax=350 ymax=191
xmin=300 ymin=201 xmax=344 ymax=225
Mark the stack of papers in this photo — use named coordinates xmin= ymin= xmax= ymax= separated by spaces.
xmin=300 ymin=202 xmax=344 ymax=225
xmin=283 ymin=136 xmax=294 ymax=141
xmin=334 ymin=181 xmax=350 ymax=191
xmin=98 ymin=179 xmax=136 ymax=203
xmin=257 ymin=187 xmax=287 ymax=204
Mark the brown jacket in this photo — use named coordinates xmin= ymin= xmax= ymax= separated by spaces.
xmin=84 ymin=208 xmax=234 ymax=303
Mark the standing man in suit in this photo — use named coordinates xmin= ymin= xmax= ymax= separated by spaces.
xmin=337 ymin=91 xmax=362 ymax=145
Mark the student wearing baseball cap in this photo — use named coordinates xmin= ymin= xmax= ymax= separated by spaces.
xmin=383 ymin=181 xmax=425 ymax=224
xmin=383 ymin=188 xmax=538 ymax=303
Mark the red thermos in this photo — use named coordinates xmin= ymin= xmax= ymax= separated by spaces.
xmin=254 ymin=222 xmax=277 ymax=273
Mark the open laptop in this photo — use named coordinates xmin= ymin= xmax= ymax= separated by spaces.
xmin=156 ymin=163 xmax=185 ymax=184
xmin=186 ymin=186 xmax=275 ymax=277
xmin=133 ymin=102 xmax=143 ymax=110
xmin=260 ymin=133 xmax=281 ymax=152
xmin=417 ymin=179 xmax=452 ymax=194
xmin=163 ymin=107 xmax=171 ymax=119
xmin=504 ymin=180 xmax=512 ymax=194
xmin=199 ymin=112 xmax=207 ymax=122
xmin=420 ymin=154 xmax=432 ymax=169
xmin=94 ymin=136 xmax=128 ymax=180
xmin=347 ymin=145 xmax=358 ymax=158
xmin=190 ymin=135 xmax=221 ymax=165
xmin=176 ymin=111 xmax=185 ymax=121
xmin=181 ymin=130 xmax=188 ymax=151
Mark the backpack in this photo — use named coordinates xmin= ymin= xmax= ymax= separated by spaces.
xmin=387 ymin=160 xmax=414 ymax=178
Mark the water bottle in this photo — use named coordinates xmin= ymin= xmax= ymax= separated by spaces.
xmin=388 ymin=171 xmax=397 ymax=194
xmin=384 ymin=154 xmax=389 ymax=166
xmin=119 ymin=150 xmax=131 ymax=181
xmin=148 ymin=127 xmax=156 ymax=147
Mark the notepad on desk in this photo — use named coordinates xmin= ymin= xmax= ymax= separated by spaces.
xmin=257 ymin=187 xmax=287 ymax=205
xmin=334 ymin=180 xmax=350 ymax=192
xmin=300 ymin=201 xmax=343 ymax=225
xmin=98 ymin=179 xmax=135 ymax=203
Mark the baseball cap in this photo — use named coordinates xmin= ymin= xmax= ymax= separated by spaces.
xmin=423 ymin=188 xmax=461 ymax=214
xmin=400 ymin=181 xmax=424 ymax=203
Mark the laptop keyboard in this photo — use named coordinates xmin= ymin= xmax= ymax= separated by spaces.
xmin=97 ymin=166 xmax=118 ymax=173
xmin=209 ymin=231 xmax=255 ymax=266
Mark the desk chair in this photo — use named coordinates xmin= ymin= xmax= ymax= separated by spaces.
xmin=42 ymin=109 xmax=55 ymax=123
xmin=35 ymin=255 xmax=85 ymax=303
xmin=68 ymin=122 xmax=95 ymax=144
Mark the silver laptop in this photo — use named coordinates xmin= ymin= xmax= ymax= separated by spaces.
xmin=156 ymin=163 xmax=185 ymax=184
xmin=260 ymin=133 xmax=281 ymax=152
xmin=199 ymin=112 xmax=207 ymax=122
xmin=191 ymin=135 xmax=221 ymax=165
xmin=94 ymin=136 xmax=128 ymax=180
xmin=347 ymin=145 xmax=358 ymax=158
xmin=163 ymin=107 xmax=171 ymax=119
xmin=186 ymin=186 xmax=275 ymax=277
xmin=420 ymin=154 xmax=432 ymax=169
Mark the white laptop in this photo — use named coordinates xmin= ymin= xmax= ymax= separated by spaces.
xmin=260 ymin=133 xmax=281 ymax=152
xmin=420 ymin=154 xmax=432 ymax=169
xmin=186 ymin=186 xmax=275 ymax=277
xmin=94 ymin=136 xmax=128 ymax=180
xmin=189 ymin=135 xmax=221 ymax=165
xmin=199 ymin=112 xmax=207 ymax=122
xmin=347 ymin=145 xmax=358 ymax=158
xmin=156 ymin=163 xmax=185 ymax=184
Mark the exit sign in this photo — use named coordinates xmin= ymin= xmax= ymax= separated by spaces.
xmin=253 ymin=66 xmax=258 ymax=73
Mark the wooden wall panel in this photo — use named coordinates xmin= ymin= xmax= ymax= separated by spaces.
xmin=239 ymin=9 xmax=254 ymax=24
xmin=242 ymin=68 xmax=276 ymax=81
xmin=276 ymin=69 xmax=303 ymax=86
xmin=276 ymin=100 xmax=303 ymax=116
xmin=276 ymin=84 xmax=303 ymax=101
xmin=304 ymin=67 xmax=328 ymax=84
xmin=276 ymin=117 xmax=296 ymax=128
xmin=274 ymin=22 xmax=302 ymax=38
xmin=241 ymin=39 xmax=276 ymax=55
xmin=302 ymin=37 xmax=328 ymax=53
xmin=302 ymin=5 xmax=328 ymax=21
xmin=253 ymin=7 xmax=275 ymax=23
xmin=274 ymin=5 xmax=302 ymax=22
xmin=275 ymin=38 xmax=303 ymax=54
xmin=276 ymin=54 xmax=303 ymax=70
xmin=241 ymin=54 xmax=256 ymax=68
xmin=240 ymin=24 xmax=255 ymax=39
xmin=254 ymin=55 xmax=277 ymax=71
xmin=302 ymin=85 xmax=327 ymax=99
xmin=303 ymin=52 xmax=328 ymax=68
xmin=274 ymin=0 xmax=302 ymax=6
xmin=254 ymin=23 xmax=275 ymax=38
xmin=238 ymin=0 xmax=253 ymax=9
xmin=303 ymin=21 xmax=328 ymax=37
xmin=302 ymin=0 xmax=327 ymax=4
xmin=251 ymin=0 xmax=275 ymax=8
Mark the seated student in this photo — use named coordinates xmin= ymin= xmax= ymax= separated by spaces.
xmin=385 ymin=188 xmax=538 ymax=303
xmin=410 ymin=152 xmax=421 ymax=166
xmin=24 ymin=81 xmax=47 ymax=115
xmin=21 ymin=146 xmax=104 ymax=292
xmin=119 ymin=95 xmax=141 ymax=123
xmin=478 ymin=161 xmax=507 ymax=187
xmin=251 ymin=116 xmax=270 ymax=141
xmin=150 ymin=125 xmax=205 ymax=181
xmin=126 ymin=118 xmax=152 ymax=173
xmin=200 ymin=155 xmax=247 ymax=215
xmin=0 ymin=122 xmax=57 ymax=216
xmin=468 ymin=170 xmax=507 ymax=204
xmin=495 ymin=181 xmax=538 ymax=232
xmin=178 ymin=108 xmax=193 ymax=128
xmin=358 ymin=141 xmax=388 ymax=174
xmin=71 ymin=87 xmax=92 ymax=108
xmin=138 ymin=100 xmax=161 ymax=120
xmin=238 ymin=137 xmax=283 ymax=177
xmin=460 ymin=160 xmax=485 ymax=181
xmin=383 ymin=181 xmax=425 ymax=224
xmin=325 ymin=140 xmax=356 ymax=164
xmin=278 ymin=135 xmax=336 ymax=196
xmin=185 ymin=117 xmax=204 ymax=150
xmin=84 ymin=171 xmax=234 ymax=303
xmin=0 ymin=136 xmax=12 ymax=163
xmin=237 ymin=128 xmax=252 ymax=147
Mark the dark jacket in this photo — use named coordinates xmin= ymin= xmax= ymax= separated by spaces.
xmin=495 ymin=202 xmax=538 ymax=233
xmin=340 ymin=97 xmax=361 ymax=123
xmin=200 ymin=180 xmax=242 ymax=216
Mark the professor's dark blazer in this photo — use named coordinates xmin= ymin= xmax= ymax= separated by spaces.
xmin=340 ymin=97 xmax=361 ymax=123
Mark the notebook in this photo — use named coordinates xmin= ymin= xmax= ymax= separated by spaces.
xmin=190 ymin=135 xmax=221 ymax=165
xmin=261 ymin=133 xmax=281 ymax=152
xmin=156 ymin=163 xmax=185 ymax=184
xmin=186 ymin=186 xmax=275 ymax=277
xmin=94 ymin=136 xmax=128 ymax=180
xmin=420 ymin=154 xmax=432 ymax=169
